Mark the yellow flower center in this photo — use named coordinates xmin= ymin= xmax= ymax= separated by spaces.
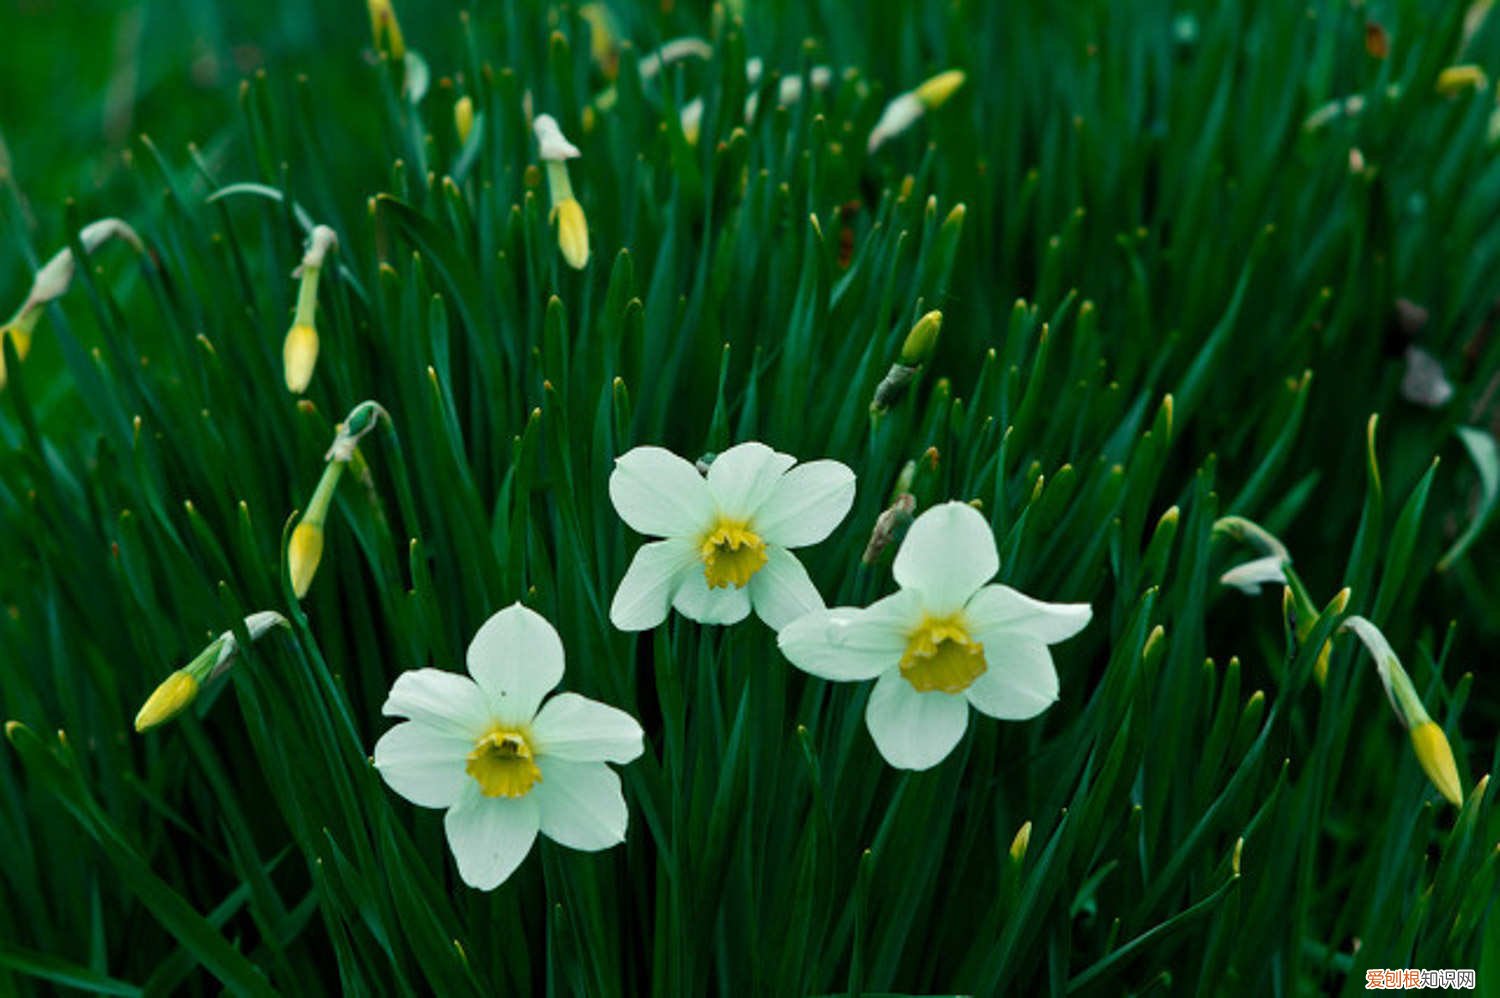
xmin=900 ymin=614 xmax=987 ymax=693
xmin=700 ymin=519 xmax=768 ymax=589
xmin=465 ymin=729 xmax=542 ymax=798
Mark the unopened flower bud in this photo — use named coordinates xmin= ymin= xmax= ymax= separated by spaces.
xmin=871 ymin=311 xmax=943 ymax=415
xmin=913 ymin=69 xmax=966 ymax=110
xmin=455 ymin=96 xmax=475 ymax=144
xmin=135 ymin=611 xmax=288 ymax=732
xmin=1436 ymin=64 xmax=1488 ymax=96
xmin=555 ymin=198 xmax=590 ymax=270
xmin=3 ymin=218 xmax=144 ymax=389
xmin=899 ymin=310 xmax=942 ymax=366
xmin=1009 ymin=820 xmax=1032 ymax=864
xmin=868 ymin=69 xmax=965 ymax=154
xmin=368 ymin=0 xmax=406 ymax=61
xmin=282 ymin=225 xmax=338 ymax=394
xmin=862 ymin=492 xmax=917 ymax=564
xmin=134 ymin=671 xmax=200 ymax=732
xmin=1410 ymin=721 xmax=1463 ymax=806
xmin=289 ymin=521 xmax=325 ymax=599
xmin=1343 ymin=614 xmax=1465 ymax=805
xmin=534 ymin=115 xmax=590 ymax=270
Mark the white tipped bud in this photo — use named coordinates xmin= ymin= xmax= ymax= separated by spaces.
xmin=296 ymin=225 xmax=339 ymax=275
xmin=867 ymin=93 xmax=924 ymax=154
xmin=637 ymin=37 xmax=713 ymax=80
xmin=26 ymin=218 xmax=144 ymax=310
xmin=1219 ymin=554 xmax=1290 ymax=595
xmin=533 ymin=114 xmax=581 ymax=161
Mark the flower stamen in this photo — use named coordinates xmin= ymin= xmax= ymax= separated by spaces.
xmin=466 ymin=728 xmax=542 ymax=798
xmin=700 ymin=519 xmax=768 ymax=589
xmin=900 ymin=614 xmax=987 ymax=693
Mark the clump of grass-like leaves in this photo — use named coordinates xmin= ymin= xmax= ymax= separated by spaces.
xmin=1 ymin=1 xmax=1498 ymax=994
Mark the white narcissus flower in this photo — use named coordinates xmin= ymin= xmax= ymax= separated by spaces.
xmin=374 ymin=604 xmax=645 ymax=890
xmin=609 ymin=441 xmax=856 ymax=631
xmin=778 ymin=501 xmax=1091 ymax=771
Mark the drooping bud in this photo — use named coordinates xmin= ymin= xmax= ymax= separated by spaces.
xmin=1342 ymin=614 xmax=1465 ymax=805
xmin=282 ymin=225 xmax=338 ymax=394
xmin=1213 ymin=516 xmax=1292 ymax=594
xmin=534 ymin=114 xmax=590 ymax=270
xmin=290 ymin=402 xmax=387 ymax=598
xmin=868 ymin=69 xmax=965 ymax=154
xmin=635 ymin=37 xmax=713 ymax=81
xmin=2 ymin=218 xmax=145 ymax=389
xmin=135 ymin=611 xmax=288 ymax=732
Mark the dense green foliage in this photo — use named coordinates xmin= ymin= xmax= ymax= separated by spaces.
xmin=1 ymin=0 xmax=1498 ymax=994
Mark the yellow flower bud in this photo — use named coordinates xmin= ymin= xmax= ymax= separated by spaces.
xmin=368 ymin=0 xmax=406 ymax=61
xmin=280 ymin=226 xmax=336 ymax=394
xmin=1009 ymin=820 xmax=1032 ymax=863
xmin=555 ymin=198 xmax=590 ymax=270
xmin=899 ymin=310 xmax=943 ymax=366
xmin=580 ymin=3 xmax=620 ymax=80
xmin=914 ymin=69 xmax=966 ymax=110
xmin=289 ymin=521 xmax=325 ymax=599
xmin=283 ymin=322 xmax=319 ymax=394
xmin=134 ymin=670 xmax=200 ymax=732
xmin=1436 ymin=64 xmax=1489 ymax=96
xmin=1409 ymin=721 xmax=1463 ymax=806
xmin=455 ymin=96 xmax=475 ymax=144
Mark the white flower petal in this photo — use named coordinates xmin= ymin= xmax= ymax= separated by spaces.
xmin=964 ymin=584 xmax=1092 ymax=645
xmin=1219 ymin=555 xmax=1288 ymax=595
xmin=753 ymin=459 xmax=857 ymax=549
xmin=892 ymin=501 xmax=999 ymax=612
xmin=443 ymin=784 xmax=541 ymax=891
xmin=610 ymin=538 xmax=698 ymax=631
xmin=964 ymin=638 xmax=1059 ymax=720
xmin=777 ymin=589 xmax=919 ymax=682
xmin=531 ymin=692 xmax=645 ymax=764
xmin=671 ymin=567 xmax=753 ymax=625
xmin=864 ymin=668 xmax=970 ymax=770
xmin=706 ymin=442 xmax=796 ymax=519
xmin=382 ymin=669 xmax=491 ymax=737
xmin=748 ymin=546 xmax=826 ymax=630
xmin=610 ymin=446 xmax=715 ymax=538
xmin=534 ymin=758 xmax=629 ymax=851
xmin=467 ymin=604 xmax=564 ymax=725
xmin=373 ymin=721 xmax=472 ymax=809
